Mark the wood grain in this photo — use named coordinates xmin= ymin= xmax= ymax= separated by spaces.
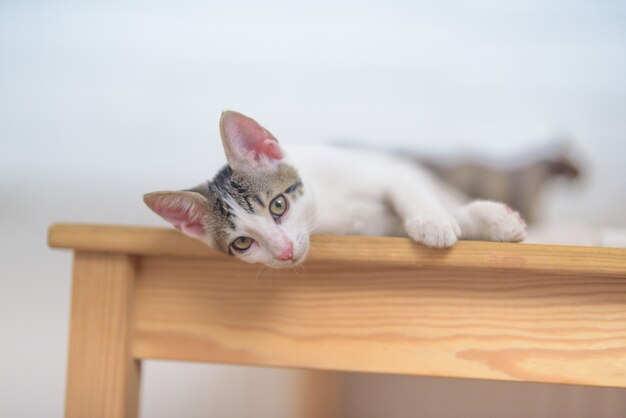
xmin=65 ymin=252 xmax=140 ymax=418
xmin=49 ymin=223 xmax=626 ymax=277
xmin=49 ymin=224 xmax=626 ymax=391
xmin=132 ymin=255 xmax=626 ymax=388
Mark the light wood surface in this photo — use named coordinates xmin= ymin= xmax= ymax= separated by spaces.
xmin=49 ymin=223 xmax=626 ymax=277
xmin=49 ymin=222 xmax=626 ymax=417
xmin=65 ymin=252 xmax=140 ymax=418
xmin=131 ymin=254 xmax=626 ymax=388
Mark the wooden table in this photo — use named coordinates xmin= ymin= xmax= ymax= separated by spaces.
xmin=48 ymin=223 xmax=626 ymax=418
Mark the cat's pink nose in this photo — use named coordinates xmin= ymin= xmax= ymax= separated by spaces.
xmin=276 ymin=243 xmax=293 ymax=261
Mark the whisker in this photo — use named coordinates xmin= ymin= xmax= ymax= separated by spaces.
xmin=292 ymin=265 xmax=301 ymax=278
xmin=265 ymin=267 xmax=275 ymax=288
xmin=254 ymin=265 xmax=268 ymax=287
xmin=306 ymin=218 xmax=319 ymax=232
xmin=295 ymin=264 xmax=305 ymax=276
xmin=263 ymin=266 xmax=272 ymax=287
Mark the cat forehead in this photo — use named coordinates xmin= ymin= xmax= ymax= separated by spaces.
xmin=212 ymin=163 xmax=300 ymax=197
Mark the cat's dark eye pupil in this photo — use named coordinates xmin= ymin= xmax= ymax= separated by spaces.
xmin=269 ymin=194 xmax=288 ymax=218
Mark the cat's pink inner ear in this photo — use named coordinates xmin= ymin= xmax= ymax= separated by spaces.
xmin=222 ymin=112 xmax=283 ymax=163
xmin=157 ymin=205 xmax=205 ymax=237
xmin=145 ymin=193 xmax=207 ymax=239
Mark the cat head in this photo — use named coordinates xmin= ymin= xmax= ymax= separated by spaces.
xmin=144 ymin=111 xmax=314 ymax=268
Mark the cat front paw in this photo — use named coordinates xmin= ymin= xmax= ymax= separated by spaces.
xmin=405 ymin=212 xmax=460 ymax=249
xmin=489 ymin=204 xmax=527 ymax=242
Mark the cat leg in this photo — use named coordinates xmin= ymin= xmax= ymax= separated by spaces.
xmin=453 ymin=200 xmax=526 ymax=242
xmin=386 ymin=173 xmax=461 ymax=248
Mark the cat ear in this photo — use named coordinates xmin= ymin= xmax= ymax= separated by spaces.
xmin=219 ymin=110 xmax=284 ymax=172
xmin=143 ymin=191 xmax=210 ymax=239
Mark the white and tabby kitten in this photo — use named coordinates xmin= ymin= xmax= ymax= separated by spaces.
xmin=144 ymin=111 xmax=526 ymax=268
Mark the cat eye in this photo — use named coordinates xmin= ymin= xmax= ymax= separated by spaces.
xmin=230 ymin=236 xmax=254 ymax=252
xmin=269 ymin=194 xmax=288 ymax=219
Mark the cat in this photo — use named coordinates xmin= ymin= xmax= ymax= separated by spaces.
xmin=144 ymin=111 xmax=526 ymax=268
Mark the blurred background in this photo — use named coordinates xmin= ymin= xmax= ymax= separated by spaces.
xmin=1 ymin=1 xmax=625 ymax=417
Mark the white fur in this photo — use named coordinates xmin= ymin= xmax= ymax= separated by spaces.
xmin=289 ymin=145 xmax=458 ymax=238
xmin=453 ymin=200 xmax=526 ymax=242
xmin=287 ymin=144 xmax=525 ymax=252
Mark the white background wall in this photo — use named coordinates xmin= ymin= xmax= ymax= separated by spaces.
xmin=1 ymin=1 xmax=625 ymax=417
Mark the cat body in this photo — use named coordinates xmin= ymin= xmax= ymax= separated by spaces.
xmin=289 ymin=144 xmax=462 ymax=237
xmin=144 ymin=111 xmax=526 ymax=268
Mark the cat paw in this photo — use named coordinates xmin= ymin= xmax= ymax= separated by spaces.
xmin=488 ymin=204 xmax=527 ymax=242
xmin=405 ymin=212 xmax=460 ymax=248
